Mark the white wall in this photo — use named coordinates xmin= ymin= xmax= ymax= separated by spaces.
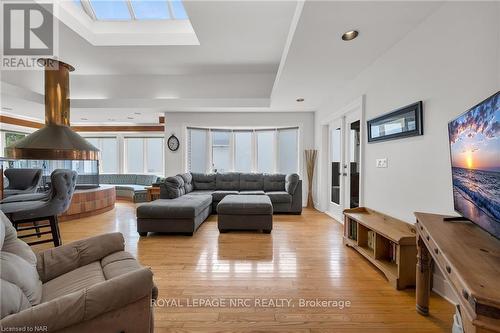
xmin=314 ymin=1 xmax=500 ymax=223
xmin=164 ymin=111 xmax=315 ymax=206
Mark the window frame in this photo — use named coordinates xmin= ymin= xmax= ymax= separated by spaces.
xmin=75 ymin=0 xmax=189 ymax=22
xmin=233 ymin=130 xmax=254 ymax=173
xmin=211 ymin=129 xmax=232 ymax=173
xmin=186 ymin=126 xmax=300 ymax=174
xmin=83 ymin=136 xmax=120 ymax=174
xmin=187 ymin=127 xmax=210 ymax=173
xmin=277 ymin=127 xmax=300 ymax=174
xmin=123 ymin=136 xmax=165 ymax=175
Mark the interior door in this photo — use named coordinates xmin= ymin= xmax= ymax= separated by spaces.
xmin=327 ymin=118 xmax=344 ymax=221
xmin=345 ymin=113 xmax=361 ymax=210
xmin=327 ymin=110 xmax=362 ymax=221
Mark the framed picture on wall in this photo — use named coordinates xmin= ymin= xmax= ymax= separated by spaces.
xmin=367 ymin=101 xmax=423 ymax=143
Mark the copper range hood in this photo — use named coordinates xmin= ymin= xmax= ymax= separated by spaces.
xmin=5 ymin=59 xmax=99 ymax=160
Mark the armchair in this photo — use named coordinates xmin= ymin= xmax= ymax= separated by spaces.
xmin=0 ymin=169 xmax=78 ymax=246
xmin=0 ymin=212 xmax=157 ymax=332
xmin=3 ymin=169 xmax=42 ymax=198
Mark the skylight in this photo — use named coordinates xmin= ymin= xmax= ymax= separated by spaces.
xmin=74 ymin=0 xmax=189 ymax=21
xmin=92 ymin=1 xmax=131 ymax=20
xmin=131 ymin=1 xmax=170 ymax=20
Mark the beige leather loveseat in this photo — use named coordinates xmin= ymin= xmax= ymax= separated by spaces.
xmin=0 ymin=212 xmax=157 ymax=332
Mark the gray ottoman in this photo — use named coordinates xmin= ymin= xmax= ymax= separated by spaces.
xmin=217 ymin=195 xmax=273 ymax=233
xmin=136 ymin=195 xmax=212 ymax=236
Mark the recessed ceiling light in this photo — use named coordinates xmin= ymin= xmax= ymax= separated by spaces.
xmin=80 ymin=117 xmax=88 ymax=120
xmin=342 ymin=30 xmax=359 ymax=41
xmin=127 ymin=117 xmax=134 ymax=120
xmin=296 ymin=98 xmax=305 ymax=102
xmin=134 ymin=112 xmax=141 ymax=115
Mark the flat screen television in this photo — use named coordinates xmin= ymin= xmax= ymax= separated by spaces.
xmin=448 ymin=91 xmax=500 ymax=239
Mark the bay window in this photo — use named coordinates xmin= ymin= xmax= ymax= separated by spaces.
xmin=100 ymin=138 xmax=119 ymax=173
xmin=277 ymin=128 xmax=298 ymax=174
xmin=84 ymin=137 xmax=119 ymax=174
xmin=256 ymin=130 xmax=275 ymax=173
xmin=124 ymin=137 xmax=164 ymax=175
xmin=211 ymin=130 xmax=231 ymax=173
xmin=125 ymin=138 xmax=144 ymax=173
xmin=186 ymin=127 xmax=299 ymax=174
xmin=234 ymin=131 xmax=252 ymax=172
xmin=188 ymin=128 xmax=209 ymax=173
xmin=146 ymin=138 xmax=164 ymax=174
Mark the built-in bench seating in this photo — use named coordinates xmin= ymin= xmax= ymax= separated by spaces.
xmin=136 ymin=172 xmax=302 ymax=236
xmin=77 ymin=174 xmax=159 ymax=203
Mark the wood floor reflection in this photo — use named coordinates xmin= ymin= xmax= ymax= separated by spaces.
xmin=33 ymin=201 xmax=454 ymax=333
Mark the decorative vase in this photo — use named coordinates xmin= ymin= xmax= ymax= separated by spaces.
xmin=305 ymin=149 xmax=317 ymax=208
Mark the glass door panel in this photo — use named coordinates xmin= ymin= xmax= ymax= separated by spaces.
xmin=348 ymin=120 xmax=361 ymax=208
xmin=330 ymin=126 xmax=342 ymax=204
xmin=328 ymin=117 xmax=344 ymax=222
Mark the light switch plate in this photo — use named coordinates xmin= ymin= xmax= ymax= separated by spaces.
xmin=376 ymin=158 xmax=388 ymax=168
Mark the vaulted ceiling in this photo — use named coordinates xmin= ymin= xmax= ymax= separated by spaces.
xmin=1 ymin=1 xmax=442 ymax=124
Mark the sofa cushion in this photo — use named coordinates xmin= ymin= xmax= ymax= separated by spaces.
xmin=100 ymin=174 xmax=138 ymax=185
xmin=136 ymin=175 xmax=157 ymax=186
xmin=212 ymin=190 xmax=239 ymax=202
xmin=1 ymin=212 xmax=36 ymax=265
xmin=114 ymin=184 xmax=147 ymax=192
xmin=0 ymin=252 xmax=42 ymax=306
xmin=101 ymin=251 xmax=142 ymax=280
xmin=3 ymin=189 xmax=27 ymax=197
xmin=0 ymin=212 xmax=41 ymax=316
xmin=4 ymin=168 xmax=40 ymax=190
xmin=239 ymin=190 xmax=265 ymax=195
xmin=137 ymin=195 xmax=212 ymax=219
xmin=117 ymin=174 xmax=138 ymax=185
xmin=76 ymin=174 xmax=98 ymax=185
xmin=1 ymin=279 xmax=31 ymax=319
xmin=216 ymin=173 xmax=240 ymax=191
xmin=266 ymin=191 xmax=292 ymax=204
xmin=285 ymin=173 xmax=300 ymax=195
xmin=217 ymin=195 xmax=272 ymax=215
xmin=42 ymin=261 xmax=105 ymax=302
xmin=189 ymin=190 xmax=215 ymax=196
xmin=163 ymin=176 xmax=185 ymax=199
xmin=192 ymin=173 xmax=216 ymax=190
xmin=239 ymin=173 xmax=264 ymax=191
xmin=179 ymin=173 xmax=194 ymax=193
xmin=263 ymin=174 xmax=286 ymax=192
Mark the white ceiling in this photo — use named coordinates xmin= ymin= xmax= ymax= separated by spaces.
xmin=1 ymin=1 xmax=443 ymax=124
xmin=271 ymin=1 xmax=443 ymax=110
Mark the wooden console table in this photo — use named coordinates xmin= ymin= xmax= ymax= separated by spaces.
xmin=415 ymin=212 xmax=500 ymax=333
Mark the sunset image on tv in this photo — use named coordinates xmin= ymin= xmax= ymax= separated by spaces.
xmin=448 ymin=91 xmax=500 ymax=239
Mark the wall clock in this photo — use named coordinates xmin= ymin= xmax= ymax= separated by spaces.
xmin=167 ymin=134 xmax=180 ymax=151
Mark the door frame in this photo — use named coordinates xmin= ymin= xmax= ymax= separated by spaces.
xmin=319 ymin=96 xmax=365 ymax=222
xmin=327 ymin=117 xmax=344 ymax=220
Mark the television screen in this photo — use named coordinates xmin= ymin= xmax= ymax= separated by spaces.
xmin=448 ymin=91 xmax=500 ymax=239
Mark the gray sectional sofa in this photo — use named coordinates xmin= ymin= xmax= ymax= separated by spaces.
xmin=136 ymin=172 xmax=302 ymax=236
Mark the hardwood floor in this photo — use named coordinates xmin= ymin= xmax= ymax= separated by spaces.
xmin=32 ymin=202 xmax=454 ymax=332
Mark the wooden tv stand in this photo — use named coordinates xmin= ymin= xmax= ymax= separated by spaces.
xmin=343 ymin=207 xmax=417 ymax=290
xmin=415 ymin=212 xmax=500 ymax=333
